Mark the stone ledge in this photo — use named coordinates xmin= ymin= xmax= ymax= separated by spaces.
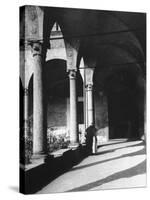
xmin=20 ymin=157 xmax=45 ymax=171
xmin=49 ymin=148 xmax=70 ymax=158
xmin=20 ymin=147 xmax=77 ymax=171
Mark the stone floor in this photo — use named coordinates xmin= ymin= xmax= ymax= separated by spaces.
xmin=37 ymin=139 xmax=146 ymax=194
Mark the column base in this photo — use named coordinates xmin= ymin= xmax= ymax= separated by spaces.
xmin=22 ymin=153 xmax=47 ymax=171
xmin=32 ymin=153 xmax=47 ymax=161
xmin=68 ymin=142 xmax=80 ymax=149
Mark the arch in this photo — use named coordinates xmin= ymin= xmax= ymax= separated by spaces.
xmin=27 ymin=73 xmax=33 ymax=89
xmin=46 ymin=22 xmax=67 ymax=61
xmin=45 ymin=58 xmax=69 ymax=99
xmin=45 ymin=58 xmax=83 ymax=98
xmin=78 ymin=57 xmax=85 ymax=82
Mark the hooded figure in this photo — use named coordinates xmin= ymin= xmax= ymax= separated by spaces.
xmin=85 ymin=124 xmax=97 ymax=155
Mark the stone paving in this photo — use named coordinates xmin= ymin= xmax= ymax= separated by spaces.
xmin=37 ymin=139 xmax=146 ymax=194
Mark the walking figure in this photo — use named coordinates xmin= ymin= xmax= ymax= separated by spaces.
xmin=85 ymin=124 xmax=97 ymax=155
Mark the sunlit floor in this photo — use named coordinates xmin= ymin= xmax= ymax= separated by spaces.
xmin=37 ymin=139 xmax=146 ymax=194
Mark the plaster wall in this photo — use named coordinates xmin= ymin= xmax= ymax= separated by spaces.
xmin=94 ymin=93 xmax=109 ymax=143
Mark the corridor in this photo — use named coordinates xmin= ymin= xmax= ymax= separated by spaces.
xmin=37 ymin=139 xmax=146 ymax=193
xmin=19 ymin=6 xmax=146 ymax=194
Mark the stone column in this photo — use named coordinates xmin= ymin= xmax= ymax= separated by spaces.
xmin=85 ymin=84 xmax=94 ymax=127
xmin=69 ymin=70 xmax=79 ymax=147
xmin=85 ymin=88 xmax=88 ymax=129
xmin=24 ymin=88 xmax=29 ymax=138
xmin=32 ymin=42 xmax=45 ymax=157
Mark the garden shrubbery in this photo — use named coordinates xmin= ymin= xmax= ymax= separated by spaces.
xmin=20 ymin=125 xmax=70 ymax=164
xmin=20 ymin=135 xmax=33 ymax=165
xmin=47 ymin=127 xmax=70 ymax=153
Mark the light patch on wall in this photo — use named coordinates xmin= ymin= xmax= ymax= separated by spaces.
xmin=46 ymin=22 xmax=67 ymax=61
xmin=79 ymin=57 xmax=85 ymax=81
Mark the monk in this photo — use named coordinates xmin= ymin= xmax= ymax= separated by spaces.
xmin=85 ymin=124 xmax=97 ymax=155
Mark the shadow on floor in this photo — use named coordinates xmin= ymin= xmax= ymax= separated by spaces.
xmin=98 ymin=139 xmax=143 ymax=148
xmin=20 ymin=140 xmax=145 ymax=194
xmin=66 ymin=159 xmax=146 ymax=192
xmin=20 ymin=146 xmax=87 ymax=194
xmin=97 ymin=140 xmax=128 ymax=148
xmin=70 ymin=146 xmax=146 ymax=172
xmin=96 ymin=140 xmax=144 ymax=156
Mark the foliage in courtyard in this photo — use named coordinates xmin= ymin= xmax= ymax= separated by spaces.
xmin=21 ymin=118 xmax=72 ymax=164
xmin=20 ymin=135 xmax=33 ymax=165
xmin=24 ymin=136 xmax=33 ymax=164
xmin=20 ymin=116 xmax=33 ymax=165
xmin=47 ymin=127 xmax=70 ymax=153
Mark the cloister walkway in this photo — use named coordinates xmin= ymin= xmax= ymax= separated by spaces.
xmin=37 ymin=139 xmax=146 ymax=193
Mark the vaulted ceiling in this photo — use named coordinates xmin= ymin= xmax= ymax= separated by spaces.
xmin=43 ymin=6 xmax=146 ymax=94
xmin=44 ymin=6 xmax=146 ymax=65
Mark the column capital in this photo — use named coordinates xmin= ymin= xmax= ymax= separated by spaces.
xmin=85 ymin=84 xmax=93 ymax=91
xmin=68 ymin=69 xmax=77 ymax=79
xmin=20 ymin=39 xmax=43 ymax=57
xmin=31 ymin=41 xmax=43 ymax=57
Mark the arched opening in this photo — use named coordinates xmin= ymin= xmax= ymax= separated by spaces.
xmin=45 ymin=59 xmax=69 ymax=129
xmin=108 ymin=69 xmax=145 ymax=139
xmin=45 ymin=59 xmax=83 ymax=152
xmin=46 ymin=22 xmax=67 ymax=61
xmin=93 ymin=62 xmax=145 ymax=140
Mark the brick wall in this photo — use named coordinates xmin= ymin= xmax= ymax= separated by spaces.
xmin=47 ymin=97 xmax=67 ymax=128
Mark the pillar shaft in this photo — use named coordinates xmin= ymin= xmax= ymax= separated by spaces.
xmin=85 ymin=89 xmax=88 ymax=128
xmin=32 ymin=42 xmax=45 ymax=155
xmin=69 ymin=70 xmax=79 ymax=147
xmin=85 ymin=84 xmax=94 ymax=127
xmin=24 ymin=88 xmax=29 ymax=138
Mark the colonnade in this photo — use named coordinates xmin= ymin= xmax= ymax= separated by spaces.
xmin=22 ymin=41 xmax=95 ymax=161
